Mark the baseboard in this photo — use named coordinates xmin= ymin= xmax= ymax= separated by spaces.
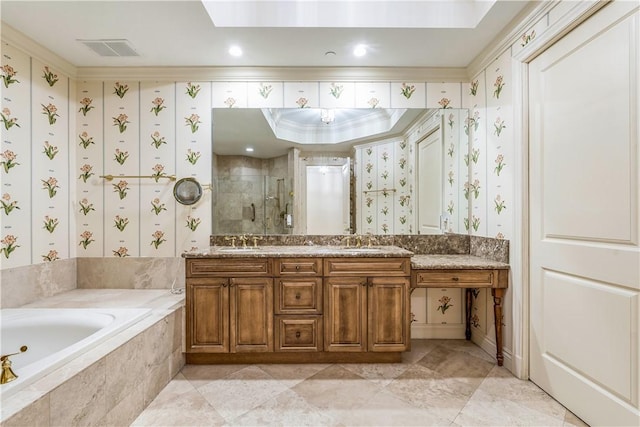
xmin=473 ymin=333 xmax=514 ymax=373
xmin=411 ymin=323 xmax=465 ymax=339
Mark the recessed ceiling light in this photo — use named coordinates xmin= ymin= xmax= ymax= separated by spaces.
xmin=353 ymin=44 xmax=367 ymax=57
xmin=245 ymin=147 xmax=254 ymax=152
xmin=228 ymin=45 xmax=243 ymax=57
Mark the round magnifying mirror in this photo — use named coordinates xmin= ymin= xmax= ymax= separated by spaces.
xmin=173 ymin=178 xmax=203 ymax=205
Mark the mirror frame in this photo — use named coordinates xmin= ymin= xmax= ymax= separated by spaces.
xmin=173 ymin=177 xmax=203 ymax=205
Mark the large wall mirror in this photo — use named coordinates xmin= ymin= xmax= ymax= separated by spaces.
xmin=212 ymin=108 xmax=470 ymax=236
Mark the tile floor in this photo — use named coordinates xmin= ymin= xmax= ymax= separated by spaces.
xmin=131 ymin=340 xmax=588 ymax=426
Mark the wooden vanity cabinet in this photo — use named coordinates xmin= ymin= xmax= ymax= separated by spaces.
xmin=324 ymin=258 xmax=411 ymax=353
xmin=186 ymin=259 xmax=273 ymax=353
xmin=186 ymin=255 xmax=411 ymax=362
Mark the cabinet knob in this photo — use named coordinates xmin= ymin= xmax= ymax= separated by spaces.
xmin=295 ymin=331 xmax=301 ymax=338
xmin=451 ymin=277 xmax=459 ymax=281
xmin=295 ymin=293 xmax=301 ymax=299
xmin=295 ymin=265 xmax=300 ymax=271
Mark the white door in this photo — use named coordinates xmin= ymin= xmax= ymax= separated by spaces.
xmin=306 ymin=165 xmax=348 ymax=234
xmin=529 ymin=3 xmax=639 ymax=426
xmin=417 ymin=129 xmax=443 ymax=234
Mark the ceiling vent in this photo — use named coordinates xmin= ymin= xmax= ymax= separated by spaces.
xmin=78 ymin=39 xmax=139 ymax=57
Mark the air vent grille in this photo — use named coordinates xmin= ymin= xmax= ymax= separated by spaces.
xmin=79 ymin=39 xmax=139 ymax=57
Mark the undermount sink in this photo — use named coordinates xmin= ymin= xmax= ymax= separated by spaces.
xmin=218 ymin=247 xmax=262 ymax=252
xmin=339 ymin=247 xmax=381 ymax=253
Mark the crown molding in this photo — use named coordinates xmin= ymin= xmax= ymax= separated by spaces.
xmin=513 ymin=0 xmax=612 ymax=63
xmin=1 ymin=23 xmax=77 ymax=78
xmin=466 ymin=1 xmax=554 ymax=78
xmin=75 ymin=66 xmax=468 ymax=82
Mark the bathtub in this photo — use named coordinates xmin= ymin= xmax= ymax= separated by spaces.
xmin=0 ymin=308 xmax=151 ymax=399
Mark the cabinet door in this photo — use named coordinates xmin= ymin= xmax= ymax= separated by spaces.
xmin=187 ymin=278 xmax=229 ymax=353
xmin=368 ymin=277 xmax=410 ymax=352
xmin=324 ymin=277 xmax=368 ymax=352
xmin=230 ymin=277 xmax=274 ymax=352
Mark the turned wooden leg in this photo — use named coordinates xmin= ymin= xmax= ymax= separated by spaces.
xmin=492 ymin=288 xmax=506 ymax=366
xmin=465 ymin=288 xmax=472 ymax=340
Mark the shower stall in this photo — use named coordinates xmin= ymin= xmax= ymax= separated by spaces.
xmin=212 ymin=175 xmax=293 ymax=235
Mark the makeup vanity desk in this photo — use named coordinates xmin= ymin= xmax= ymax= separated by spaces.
xmin=410 ymin=255 xmax=509 ymax=366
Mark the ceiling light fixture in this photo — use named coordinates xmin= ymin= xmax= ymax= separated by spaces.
xmin=320 ymin=109 xmax=335 ymax=124
xmin=353 ymin=44 xmax=367 ymax=57
xmin=228 ymin=45 xmax=243 ymax=57
xmin=245 ymin=147 xmax=254 ymax=152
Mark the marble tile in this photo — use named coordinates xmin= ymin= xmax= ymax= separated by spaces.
xmin=339 ymin=362 xmax=410 ymax=387
xmin=385 ymin=364 xmax=477 ymax=421
xmin=136 ymin=340 xmax=587 ymax=427
xmin=49 ymin=359 xmax=107 ymax=427
xmin=474 ymin=365 xmax=569 ymax=421
xmin=291 ymin=365 xmax=382 ymax=414
xmin=0 ymin=258 xmax=76 ymax=308
xmin=104 ymin=334 xmax=146 ymax=409
xmin=102 ymin=382 xmax=144 ymax=427
xmin=197 ymin=365 xmax=289 ymax=422
xmin=1 ymin=394 xmax=49 ymax=427
xmin=335 ymin=388 xmax=451 ymax=426
xmin=229 ymin=389 xmax=339 ymax=426
xmin=454 ymin=388 xmax=564 ymax=426
xmin=181 ymin=364 xmax=249 ymax=389
xmin=256 ymin=363 xmax=330 ymax=388
xmin=564 ymin=409 xmax=589 ymax=427
xmin=131 ymin=388 xmax=225 ymax=427
xmin=417 ymin=344 xmax=495 ymax=388
xmin=76 ymin=257 xmax=184 ymax=289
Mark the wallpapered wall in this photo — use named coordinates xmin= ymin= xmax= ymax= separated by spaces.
xmin=2 ymin=37 xmax=482 ymax=271
xmin=1 ymin=42 xmax=212 ymax=269
xmin=468 ymin=49 xmax=514 ymax=351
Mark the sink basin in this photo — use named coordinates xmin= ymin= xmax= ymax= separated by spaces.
xmin=218 ymin=247 xmax=261 ymax=252
xmin=339 ymin=247 xmax=381 ymax=253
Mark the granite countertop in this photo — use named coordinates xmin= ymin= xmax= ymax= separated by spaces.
xmin=183 ymin=245 xmax=414 ymax=258
xmin=411 ymin=254 xmax=509 ymax=270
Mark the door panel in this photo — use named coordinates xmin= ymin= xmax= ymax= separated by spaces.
xmin=418 ymin=128 xmax=443 ymax=234
xmin=324 ymin=277 xmax=367 ymax=352
xmin=230 ymin=277 xmax=274 ymax=352
xmin=368 ymin=277 xmax=409 ymax=352
xmin=529 ymin=3 xmax=640 ymax=425
xmin=187 ymin=279 xmax=229 ymax=353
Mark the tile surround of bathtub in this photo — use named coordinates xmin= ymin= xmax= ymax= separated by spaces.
xmin=0 ymin=258 xmax=76 ymax=308
xmin=1 ymin=290 xmax=185 ymax=426
xmin=76 ymin=257 xmax=185 ymax=290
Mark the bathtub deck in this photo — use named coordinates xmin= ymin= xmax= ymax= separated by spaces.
xmin=0 ymin=289 xmax=184 ymax=426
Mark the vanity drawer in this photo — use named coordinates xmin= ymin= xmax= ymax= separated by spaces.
xmin=413 ymin=269 xmax=496 ymax=288
xmin=275 ymin=278 xmax=322 ymax=314
xmin=186 ymin=258 xmax=271 ymax=278
xmin=275 ymin=316 xmax=323 ymax=352
xmin=324 ymin=258 xmax=410 ymax=277
xmin=275 ymin=258 xmax=322 ymax=276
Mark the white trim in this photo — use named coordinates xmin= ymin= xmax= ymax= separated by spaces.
xmin=511 ymin=58 xmax=530 ymax=380
xmin=466 ymin=1 xmax=553 ymax=79
xmin=513 ymin=1 xmax=609 ymax=63
xmin=474 ymin=334 xmax=514 ymax=372
xmin=76 ymin=66 xmax=469 ymax=83
xmin=1 ymin=24 xmax=77 ymax=78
